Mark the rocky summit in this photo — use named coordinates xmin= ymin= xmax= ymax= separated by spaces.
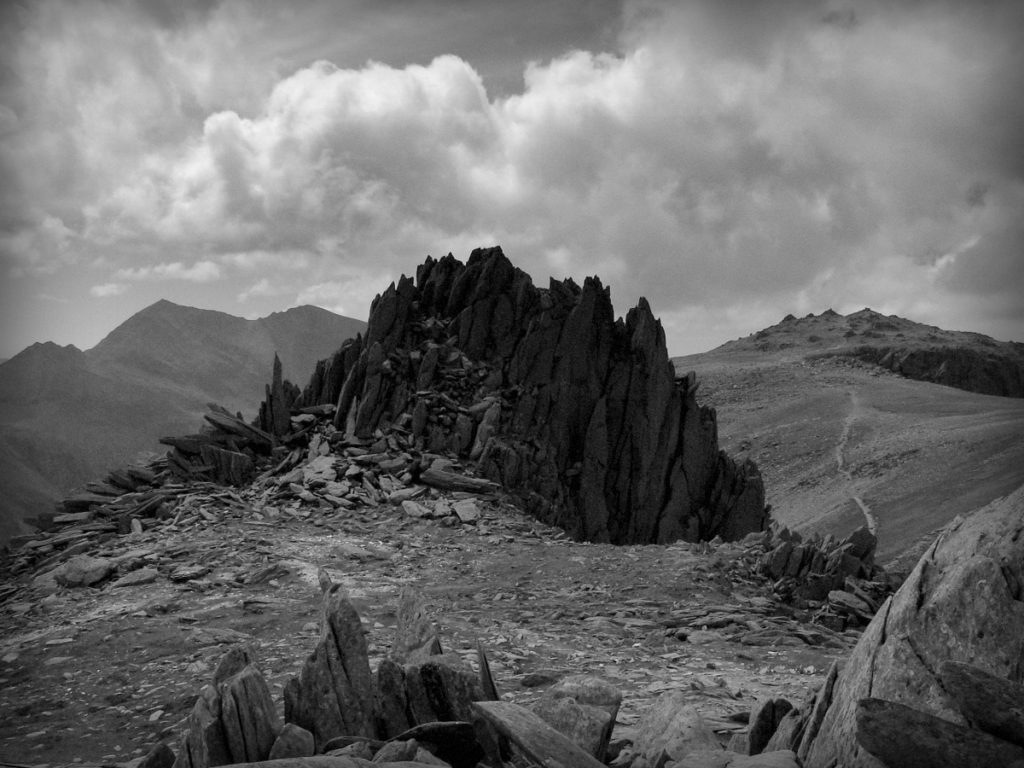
xmin=3 ymin=247 xmax=1023 ymax=768
xmin=261 ymin=247 xmax=767 ymax=546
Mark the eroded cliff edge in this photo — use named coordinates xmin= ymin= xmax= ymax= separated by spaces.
xmin=265 ymin=247 xmax=767 ymax=544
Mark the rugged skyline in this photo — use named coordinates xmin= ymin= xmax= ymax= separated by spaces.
xmin=2 ymin=0 xmax=1023 ymax=359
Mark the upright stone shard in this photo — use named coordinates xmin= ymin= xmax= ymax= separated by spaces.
xmin=284 ymin=585 xmax=379 ymax=749
xmin=172 ymin=650 xmax=279 ymax=768
xmin=272 ymin=247 xmax=767 ymax=544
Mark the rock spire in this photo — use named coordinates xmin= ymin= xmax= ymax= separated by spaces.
xmin=271 ymin=247 xmax=767 ymax=544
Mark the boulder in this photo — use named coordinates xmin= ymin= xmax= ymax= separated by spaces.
xmin=53 ymin=554 xmax=114 ymax=587
xmin=795 ymin=485 xmax=1024 ymax=767
xmin=269 ymin=723 xmax=315 ymax=759
xmin=631 ymin=690 xmax=721 ymax=764
xmin=531 ymin=675 xmax=622 ymax=761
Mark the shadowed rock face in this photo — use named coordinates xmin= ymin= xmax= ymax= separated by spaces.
xmin=285 ymin=247 xmax=767 ymax=545
xmin=847 ymin=343 xmax=1024 ymax=398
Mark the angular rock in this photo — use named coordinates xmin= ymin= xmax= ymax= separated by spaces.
xmin=219 ymin=665 xmax=281 ymax=762
xmin=632 ymin=690 xmax=722 ymax=763
xmin=139 ymin=742 xmax=175 ymax=768
xmin=371 ymin=739 xmax=419 ymax=762
xmin=405 ymin=653 xmax=483 ymax=724
xmin=938 ymin=661 xmax=1024 ymax=748
xmin=200 ymin=444 xmax=255 ymax=487
xmin=303 ymin=456 xmax=338 ymax=486
xmin=110 ymin=566 xmax=160 ymax=588
xmin=855 ymin=697 xmax=1024 ymax=768
xmin=173 ymin=685 xmax=233 ymax=768
xmin=269 ymin=723 xmax=316 ymax=759
xmin=53 ymin=554 xmax=114 ymax=587
xmin=530 ymin=697 xmax=612 ymax=760
xmin=533 ymin=675 xmax=621 ymax=761
xmin=284 ymin=585 xmax=378 ymax=748
xmin=450 ymin=499 xmax=479 ymax=524
xmin=798 ymin=485 xmax=1024 ymax=767
xmin=375 ymin=658 xmax=413 ymax=739
xmin=389 ymin=721 xmax=483 ymax=768
xmin=747 ymin=698 xmax=793 ymax=755
xmin=473 ymin=701 xmax=605 ymax=768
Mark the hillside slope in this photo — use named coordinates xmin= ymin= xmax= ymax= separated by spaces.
xmin=674 ymin=310 xmax=1024 ymax=563
xmin=0 ymin=303 xmax=365 ymax=543
xmin=723 ymin=308 xmax=1024 ymax=397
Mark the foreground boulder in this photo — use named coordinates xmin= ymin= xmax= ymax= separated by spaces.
xmin=173 ymin=648 xmax=280 ymax=768
xmin=270 ymin=247 xmax=767 ymax=545
xmin=767 ymin=484 xmax=1024 ymax=767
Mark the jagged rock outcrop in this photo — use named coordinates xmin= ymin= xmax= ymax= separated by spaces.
xmin=276 ymin=247 xmax=767 ymax=545
xmin=757 ymin=524 xmax=893 ymax=629
xmin=763 ymin=484 xmax=1024 ymax=767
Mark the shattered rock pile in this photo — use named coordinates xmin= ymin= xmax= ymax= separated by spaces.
xmin=263 ymin=247 xmax=767 ymax=545
xmin=756 ymin=525 xmax=894 ymax=631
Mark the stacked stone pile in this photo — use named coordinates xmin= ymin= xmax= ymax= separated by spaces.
xmin=261 ymin=247 xmax=768 ymax=545
xmin=162 ymin=405 xmax=277 ymax=486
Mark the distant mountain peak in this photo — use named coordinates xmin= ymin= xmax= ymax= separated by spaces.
xmin=703 ymin=308 xmax=1024 ymax=398
xmin=4 ymin=340 xmax=85 ymax=367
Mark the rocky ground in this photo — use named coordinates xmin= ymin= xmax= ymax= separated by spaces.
xmin=0 ymin=481 xmax=860 ymax=766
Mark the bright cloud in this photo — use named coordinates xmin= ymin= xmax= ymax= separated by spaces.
xmin=237 ymin=277 xmax=276 ymax=302
xmin=89 ymin=282 xmax=128 ymax=298
xmin=1 ymin=0 xmax=1023 ymax=359
xmin=114 ymin=260 xmax=222 ymax=283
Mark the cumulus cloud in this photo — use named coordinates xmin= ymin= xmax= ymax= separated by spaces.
xmin=114 ymin=260 xmax=222 ymax=283
xmin=2 ymin=0 xmax=1023 ymax=355
xmin=89 ymin=282 xmax=128 ymax=298
xmin=237 ymin=277 xmax=277 ymax=303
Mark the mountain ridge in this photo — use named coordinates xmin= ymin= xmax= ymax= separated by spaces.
xmin=0 ymin=301 xmax=366 ymax=544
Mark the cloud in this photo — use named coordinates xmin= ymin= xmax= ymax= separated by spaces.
xmin=3 ymin=0 xmax=1023 ymax=353
xmin=237 ymin=277 xmax=277 ymax=302
xmin=89 ymin=282 xmax=128 ymax=298
xmin=114 ymin=260 xmax=222 ymax=283
xmin=1 ymin=215 xmax=76 ymax=276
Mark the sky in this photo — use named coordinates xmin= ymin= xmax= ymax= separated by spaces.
xmin=2 ymin=0 xmax=1023 ymax=360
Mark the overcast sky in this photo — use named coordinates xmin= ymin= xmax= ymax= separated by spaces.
xmin=2 ymin=0 xmax=1022 ymax=361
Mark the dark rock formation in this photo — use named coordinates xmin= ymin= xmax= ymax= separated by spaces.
xmin=278 ymin=247 xmax=767 ymax=545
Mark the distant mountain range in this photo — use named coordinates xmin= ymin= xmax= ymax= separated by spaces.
xmin=674 ymin=308 xmax=1024 ymax=565
xmin=0 ymin=301 xmax=365 ymax=544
